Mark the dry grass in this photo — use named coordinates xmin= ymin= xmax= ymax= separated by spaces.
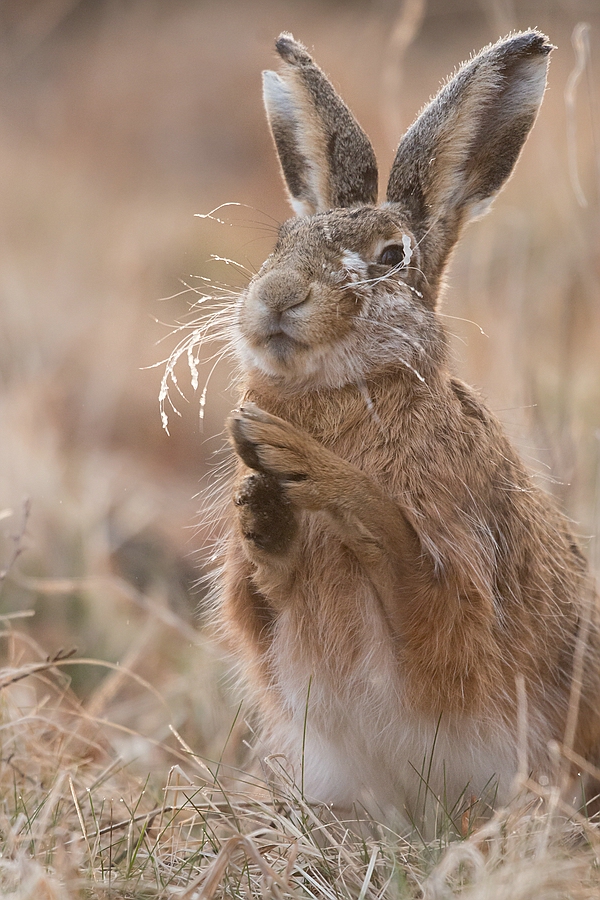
xmin=0 ymin=0 xmax=600 ymax=896
xmin=1 ymin=628 xmax=600 ymax=899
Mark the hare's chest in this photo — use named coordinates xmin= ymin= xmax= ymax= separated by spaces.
xmin=268 ymin=598 xmax=518 ymax=819
xmin=267 ymin=531 xmax=402 ymax=731
xmin=263 ymin=525 xmax=519 ymax=814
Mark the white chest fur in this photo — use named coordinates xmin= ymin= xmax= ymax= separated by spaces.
xmin=262 ymin=575 xmax=520 ymax=830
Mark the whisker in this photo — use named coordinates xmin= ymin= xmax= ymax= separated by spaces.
xmin=361 ymin=318 xmax=436 ymax=348
xmin=199 ymin=356 xmax=227 ymax=427
xmin=209 ymin=255 xmax=254 ymax=279
xmin=194 ymin=202 xmax=247 ymax=225
xmin=156 ymin=285 xmax=201 ymax=303
xmin=357 ymin=378 xmax=383 ymax=428
xmin=194 ymin=201 xmax=282 ymax=230
xmin=437 ymin=312 xmax=488 ymax=337
xmin=188 ymin=273 xmax=241 ymax=290
xmin=347 ymin=260 xmax=425 ymax=292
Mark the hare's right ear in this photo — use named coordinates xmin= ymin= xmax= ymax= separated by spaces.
xmin=263 ymin=34 xmax=378 ymax=216
xmin=387 ymin=31 xmax=552 ymax=291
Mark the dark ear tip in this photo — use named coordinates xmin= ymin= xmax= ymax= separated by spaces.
xmin=275 ymin=32 xmax=312 ymax=66
xmin=525 ymin=30 xmax=555 ymax=55
xmin=505 ymin=30 xmax=555 ymax=58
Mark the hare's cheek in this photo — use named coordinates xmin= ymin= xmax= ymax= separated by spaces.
xmin=338 ymin=287 xmax=367 ymax=317
xmin=305 ymin=287 xmax=366 ymax=347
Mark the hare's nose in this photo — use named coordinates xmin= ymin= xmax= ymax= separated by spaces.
xmin=254 ymin=270 xmax=310 ymax=314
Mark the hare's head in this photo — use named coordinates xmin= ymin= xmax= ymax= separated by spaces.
xmin=236 ymin=32 xmax=552 ymax=391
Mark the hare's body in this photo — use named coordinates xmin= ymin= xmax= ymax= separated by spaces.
xmin=225 ymin=372 xmax=596 ymax=819
xmin=218 ymin=32 xmax=600 ymax=827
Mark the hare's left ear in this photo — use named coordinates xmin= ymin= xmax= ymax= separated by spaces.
xmin=263 ymin=33 xmax=378 ymax=216
xmin=386 ymin=31 xmax=552 ymax=289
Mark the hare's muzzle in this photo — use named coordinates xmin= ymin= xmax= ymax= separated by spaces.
xmin=253 ymin=269 xmax=310 ymax=314
xmin=240 ymin=269 xmax=311 ymax=362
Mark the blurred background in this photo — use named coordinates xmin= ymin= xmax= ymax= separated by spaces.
xmin=0 ymin=0 xmax=598 ymax=771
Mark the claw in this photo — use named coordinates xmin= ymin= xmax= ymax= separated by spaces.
xmin=228 ymin=415 xmax=264 ymax=472
xmin=238 ymin=402 xmax=280 ymax=426
xmin=238 ymin=401 xmax=263 ymax=420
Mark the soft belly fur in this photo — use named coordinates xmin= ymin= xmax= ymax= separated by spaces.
xmin=247 ymin=523 xmax=523 ymax=824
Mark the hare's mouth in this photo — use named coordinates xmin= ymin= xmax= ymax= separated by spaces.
xmin=263 ymin=332 xmax=309 ymax=363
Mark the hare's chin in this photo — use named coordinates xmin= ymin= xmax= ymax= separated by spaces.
xmin=264 ymin=332 xmax=307 ymax=360
xmin=239 ymin=337 xmax=355 ymax=387
xmin=239 ymin=335 xmax=306 ymax=375
xmin=243 ymin=334 xmax=308 ymax=372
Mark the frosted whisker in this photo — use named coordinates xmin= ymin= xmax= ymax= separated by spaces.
xmin=194 ymin=202 xmax=249 ymax=225
xmin=209 ymin=254 xmax=254 ymax=278
xmin=401 ymin=233 xmax=413 ymax=267
xmin=194 ymin=201 xmax=282 ymax=229
xmin=437 ymin=312 xmax=488 ymax=337
xmin=357 ymin=379 xmax=383 ymax=428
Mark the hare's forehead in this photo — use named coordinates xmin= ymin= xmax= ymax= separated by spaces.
xmin=275 ymin=208 xmax=403 ymax=255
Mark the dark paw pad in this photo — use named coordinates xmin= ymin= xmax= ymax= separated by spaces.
xmin=234 ymin=472 xmax=298 ymax=555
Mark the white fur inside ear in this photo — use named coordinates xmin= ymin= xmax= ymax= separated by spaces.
xmin=466 ymin=196 xmax=495 ymax=221
xmin=263 ymin=70 xmax=315 ymax=217
xmin=507 ymin=53 xmax=549 ymax=111
xmin=262 ymin=69 xmax=297 ymax=124
xmin=289 ymin=197 xmax=311 ymax=216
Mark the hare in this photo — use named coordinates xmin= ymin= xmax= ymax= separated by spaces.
xmin=218 ymin=31 xmax=600 ymax=830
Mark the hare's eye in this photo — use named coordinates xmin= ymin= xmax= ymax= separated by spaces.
xmin=378 ymin=244 xmax=405 ymax=267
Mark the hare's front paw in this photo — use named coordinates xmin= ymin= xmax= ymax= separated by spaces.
xmin=229 ymin=403 xmax=314 ymax=483
xmin=229 ymin=403 xmax=340 ymax=511
xmin=233 ymin=471 xmax=297 ymax=555
xmin=228 ymin=402 xmax=328 ymax=515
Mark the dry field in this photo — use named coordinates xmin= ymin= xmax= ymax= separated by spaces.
xmin=0 ymin=0 xmax=599 ymax=896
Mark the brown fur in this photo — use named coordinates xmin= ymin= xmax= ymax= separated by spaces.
xmin=216 ymin=32 xmax=600 ymax=829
